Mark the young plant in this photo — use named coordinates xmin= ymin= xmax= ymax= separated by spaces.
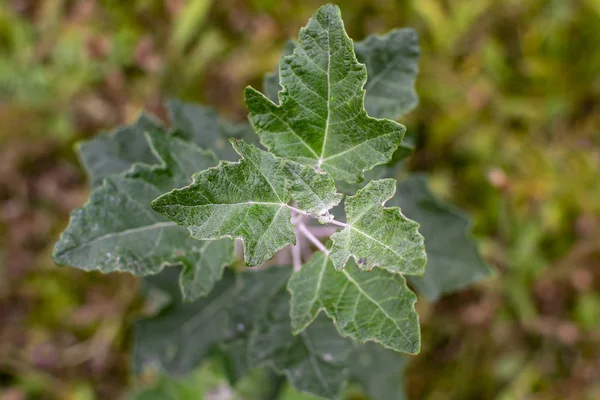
xmin=53 ymin=4 xmax=491 ymax=399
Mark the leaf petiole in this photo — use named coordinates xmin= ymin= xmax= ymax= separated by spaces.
xmin=296 ymin=223 xmax=330 ymax=255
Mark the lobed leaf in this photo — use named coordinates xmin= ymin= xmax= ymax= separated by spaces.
xmin=54 ymin=129 xmax=233 ymax=301
xmin=391 ymin=176 xmax=493 ymax=300
xmin=167 ymin=98 xmax=258 ymax=161
xmin=77 ymin=113 xmax=163 ymax=187
xmin=152 ymin=140 xmax=341 ymax=266
xmin=151 ymin=139 xmax=294 ymax=266
xmin=246 ymin=4 xmax=406 ymax=183
xmin=330 ymin=179 xmax=426 ymax=274
xmin=135 ymin=266 xmax=291 ymax=378
xmin=134 ymin=268 xmax=237 ymax=375
xmin=219 ymin=267 xmax=292 ymax=383
xmin=249 ymin=283 xmax=352 ymax=399
xmin=355 ymin=28 xmax=420 ymax=120
xmin=288 ymin=252 xmax=420 ymax=354
xmin=265 ymin=28 xmax=420 ymax=122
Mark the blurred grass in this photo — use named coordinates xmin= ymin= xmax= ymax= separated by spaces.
xmin=0 ymin=0 xmax=599 ymax=399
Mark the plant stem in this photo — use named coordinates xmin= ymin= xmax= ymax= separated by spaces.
xmin=287 ymin=205 xmax=310 ymax=216
xmin=291 ymin=239 xmax=302 ymax=272
xmin=287 ymin=204 xmax=347 ymax=228
xmin=307 ymin=225 xmax=338 ymax=237
xmin=328 ymin=218 xmax=348 ymax=228
xmin=297 ymin=223 xmax=329 ymax=254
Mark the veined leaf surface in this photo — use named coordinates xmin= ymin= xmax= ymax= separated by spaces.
xmin=54 ymin=130 xmax=232 ymax=300
xmin=249 ymin=282 xmax=352 ymax=399
xmin=167 ymin=99 xmax=257 ymax=161
xmin=288 ymin=252 xmax=420 ymax=354
xmin=392 ymin=176 xmax=493 ymax=300
xmin=135 ymin=266 xmax=291 ymax=378
xmin=265 ymin=28 xmax=420 ymax=121
xmin=330 ymin=179 xmax=426 ymax=274
xmin=246 ymin=4 xmax=406 ymax=183
xmin=152 ymin=140 xmax=341 ymax=266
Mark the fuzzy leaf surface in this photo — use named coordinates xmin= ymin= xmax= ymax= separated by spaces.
xmin=265 ymin=27 xmax=420 ymax=122
xmin=354 ymin=29 xmax=420 ymax=120
xmin=54 ymin=130 xmax=233 ymax=300
xmin=246 ymin=4 xmax=405 ymax=183
xmin=151 ymin=140 xmax=294 ymax=266
xmin=288 ymin=252 xmax=420 ymax=354
xmin=249 ymin=283 xmax=352 ymax=399
xmin=391 ymin=176 xmax=493 ymax=300
xmin=152 ymin=140 xmax=340 ymax=266
xmin=284 ymin=161 xmax=342 ymax=223
xmin=330 ymin=179 xmax=426 ymax=274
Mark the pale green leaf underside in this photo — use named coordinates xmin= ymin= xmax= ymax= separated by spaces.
xmin=330 ymin=179 xmax=426 ymax=275
xmin=54 ymin=129 xmax=233 ymax=301
xmin=152 ymin=140 xmax=341 ymax=266
xmin=391 ymin=176 xmax=493 ymax=301
xmin=77 ymin=113 xmax=163 ymax=187
xmin=134 ymin=268 xmax=237 ymax=375
xmin=349 ymin=342 xmax=409 ymax=400
xmin=288 ymin=252 xmax=420 ymax=354
xmin=135 ymin=267 xmax=291 ymax=378
xmin=219 ymin=267 xmax=292 ymax=383
xmin=167 ymin=98 xmax=258 ymax=162
xmin=354 ymin=28 xmax=420 ymax=120
xmin=249 ymin=283 xmax=352 ymax=399
xmin=246 ymin=4 xmax=406 ymax=183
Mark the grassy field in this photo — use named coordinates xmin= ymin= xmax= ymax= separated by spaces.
xmin=1 ymin=0 xmax=599 ymax=399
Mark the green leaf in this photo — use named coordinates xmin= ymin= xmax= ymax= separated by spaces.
xmin=354 ymin=29 xmax=420 ymax=120
xmin=263 ymin=40 xmax=296 ymax=103
xmin=178 ymin=240 xmax=235 ymax=301
xmin=245 ymin=4 xmax=406 ymax=183
xmin=77 ymin=113 xmax=163 ymax=187
xmin=127 ymin=365 xmax=225 ymax=400
xmin=219 ymin=267 xmax=292 ymax=383
xmin=330 ymin=179 xmax=426 ymax=275
xmin=265 ymin=28 xmax=420 ymax=122
xmin=349 ymin=343 xmax=409 ymax=400
xmin=79 ymin=101 xmax=256 ymax=188
xmin=134 ymin=267 xmax=238 ymax=375
xmin=135 ymin=266 xmax=291 ymax=378
xmin=287 ymin=252 xmax=420 ymax=354
xmin=284 ymin=161 xmax=343 ymax=223
xmin=167 ymin=98 xmax=257 ymax=162
xmin=249 ymin=283 xmax=352 ymax=399
xmin=152 ymin=140 xmax=341 ymax=266
xmin=391 ymin=176 xmax=493 ymax=301
xmin=151 ymin=139 xmax=293 ymax=267
xmin=54 ymin=129 xmax=233 ymax=300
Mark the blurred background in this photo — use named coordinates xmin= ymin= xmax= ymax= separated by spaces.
xmin=1 ymin=0 xmax=599 ymax=399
